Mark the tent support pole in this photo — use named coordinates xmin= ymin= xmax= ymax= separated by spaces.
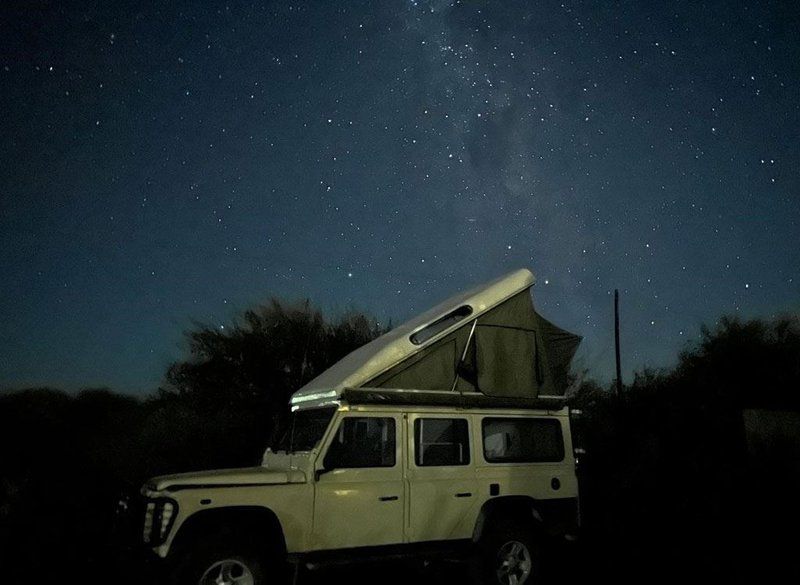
xmin=451 ymin=319 xmax=478 ymax=394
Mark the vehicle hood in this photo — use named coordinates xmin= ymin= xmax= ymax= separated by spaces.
xmin=144 ymin=466 xmax=306 ymax=493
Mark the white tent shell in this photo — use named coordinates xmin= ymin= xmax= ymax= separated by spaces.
xmin=291 ymin=268 xmax=581 ymax=407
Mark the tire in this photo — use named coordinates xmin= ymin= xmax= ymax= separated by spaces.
xmin=169 ymin=541 xmax=269 ymax=585
xmin=474 ymin=519 xmax=541 ymax=585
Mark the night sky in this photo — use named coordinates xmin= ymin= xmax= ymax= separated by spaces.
xmin=1 ymin=1 xmax=798 ymax=394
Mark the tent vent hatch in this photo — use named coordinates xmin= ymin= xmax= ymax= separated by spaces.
xmin=410 ymin=305 xmax=473 ymax=345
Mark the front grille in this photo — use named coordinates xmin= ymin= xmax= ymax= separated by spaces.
xmin=142 ymin=498 xmax=178 ymax=546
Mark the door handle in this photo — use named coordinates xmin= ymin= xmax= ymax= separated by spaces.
xmin=379 ymin=496 xmax=399 ymax=501
xmin=455 ymin=492 xmax=472 ymax=498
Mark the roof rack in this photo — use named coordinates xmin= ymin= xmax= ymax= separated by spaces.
xmin=339 ymin=387 xmax=566 ymax=411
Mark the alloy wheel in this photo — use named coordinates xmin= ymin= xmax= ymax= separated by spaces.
xmin=199 ymin=558 xmax=255 ymax=585
xmin=495 ymin=540 xmax=532 ymax=585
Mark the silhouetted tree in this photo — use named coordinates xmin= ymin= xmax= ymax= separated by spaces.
xmin=150 ymin=299 xmax=387 ymax=469
xmin=0 ymin=388 xmax=147 ymax=584
xmin=673 ymin=314 xmax=800 ymax=408
xmin=0 ymin=300 xmax=386 ymax=583
xmin=569 ymin=314 xmax=800 ymax=583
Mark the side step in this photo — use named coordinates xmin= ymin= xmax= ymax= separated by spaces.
xmin=289 ymin=540 xmax=474 ymax=571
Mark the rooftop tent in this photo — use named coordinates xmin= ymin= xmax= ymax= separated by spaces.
xmin=292 ymin=269 xmax=581 ymax=403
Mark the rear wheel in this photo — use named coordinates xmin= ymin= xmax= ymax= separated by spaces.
xmin=476 ymin=520 xmax=541 ymax=585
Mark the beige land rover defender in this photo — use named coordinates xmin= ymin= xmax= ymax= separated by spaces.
xmin=140 ymin=269 xmax=582 ymax=585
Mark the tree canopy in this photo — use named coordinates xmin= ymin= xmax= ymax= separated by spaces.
xmin=153 ymin=298 xmax=387 ymax=468
xmin=165 ymin=298 xmax=385 ymax=406
xmin=674 ymin=314 xmax=800 ymax=409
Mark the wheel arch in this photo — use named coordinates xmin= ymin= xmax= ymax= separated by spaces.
xmin=472 ymin=496 xmax=544 ymax=542
xmin=169 ymin=505 xmax=287 ymax=559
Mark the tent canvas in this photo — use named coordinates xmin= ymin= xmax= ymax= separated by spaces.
xmin=292 ymin=268 xmax=581 ymax=404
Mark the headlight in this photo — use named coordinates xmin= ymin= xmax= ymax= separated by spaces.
xmin=143 ymin=498 xmax=178 ymax=545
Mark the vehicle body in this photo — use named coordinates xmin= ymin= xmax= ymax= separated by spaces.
xmin=138 ymin=269 xmax=582 ymax=584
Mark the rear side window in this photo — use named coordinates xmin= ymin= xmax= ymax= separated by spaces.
xmin=482 ymin=418 xmax=564 ymax=463
xmin=414 ymin=418 xmax=470 ymax=466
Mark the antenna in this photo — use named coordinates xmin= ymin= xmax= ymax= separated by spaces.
xmin=614 ymin=289 xmax=623 ymax=398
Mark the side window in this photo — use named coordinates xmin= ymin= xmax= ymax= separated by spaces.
xmin=482 ymin=418 xmax=564 ymax=463
xmin=414 ymin=418 xmax=470 ymax=466
xmin=324 ymin=417 xmax=396 ymax=469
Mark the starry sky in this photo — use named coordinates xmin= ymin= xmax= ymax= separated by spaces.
xmin=1 ymin=1 xmax=798 ymax=395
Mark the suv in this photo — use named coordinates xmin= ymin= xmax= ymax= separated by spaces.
xmin=139 ymin=269 xmax=582 ymax=584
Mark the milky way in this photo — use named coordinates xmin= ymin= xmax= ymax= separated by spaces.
xmin=1 ymin=1 xmax=798 ymax=393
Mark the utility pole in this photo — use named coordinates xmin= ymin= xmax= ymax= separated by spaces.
xmin=614 ymin=289 xmax=623 ymax=398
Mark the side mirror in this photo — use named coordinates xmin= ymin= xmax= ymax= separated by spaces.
xmin=315 ymin=449 xmax=340 ymax=481
xmin=314 ymin=467 xmax=332 ymax=482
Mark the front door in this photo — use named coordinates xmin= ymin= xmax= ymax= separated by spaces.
xmin=312 ymin=413 xmax=404 ymax=550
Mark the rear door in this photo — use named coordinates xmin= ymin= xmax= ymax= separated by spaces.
xmin=476 ymin=415 xmax=575 ymax=504
xmin=405 ymin=414 xmax=478 ymax=542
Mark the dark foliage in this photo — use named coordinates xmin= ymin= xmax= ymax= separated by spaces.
xmin=569 ymin=314 xmax=800 ymax=583
xmin=675 ymin=315 xmax=800 ymax=409
xmin=0 ymin=388 xmax=148 ymax=583
xmin=0 ymin=311 xmax=797 ymax=584
xmin=156 ymin=298 xmax=387 ymax=471
xmin=0 ymin=299 xmax=385 ymax=584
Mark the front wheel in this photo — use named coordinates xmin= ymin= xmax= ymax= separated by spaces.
xmin=476 ymin=521 xmax=541 ymax=585
xmin=197 ymin=555 xmax=262 ymax=585
xmin=171 ymin=544 xmax=267 ymax=585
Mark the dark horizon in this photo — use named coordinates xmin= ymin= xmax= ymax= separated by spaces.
xmin=1 ymin=296 xmax=799 ymax=397
xmin=2 ymin=1 xmax=799 ymax=395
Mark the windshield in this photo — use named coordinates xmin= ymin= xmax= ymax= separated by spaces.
xmin=274 ymin=407 xmax=336 ymax=453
